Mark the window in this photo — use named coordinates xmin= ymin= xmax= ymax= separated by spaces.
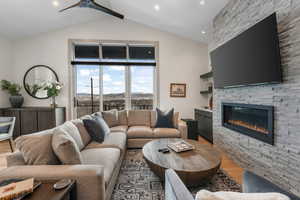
xmin=102 ymin=45 xmax=126 ymax=60
xmin=75 ymin=45 xmax=99 ymax=61
xmin=131 ymin=66 xmax=154 ymax=110
xmin=76 ymin=65 xmax=100 ymax=117
xmin=103 ymin=66 xmax=126 ymax=111
xmin=72 ymin=41 xmax=158 ymax=117
xmin=129 ymin=46 xmax=155 ymax=61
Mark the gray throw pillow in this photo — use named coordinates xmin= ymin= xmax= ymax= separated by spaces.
xmin=83 ymin=116 xmax=110 ymax=143
xmin=155 ymin=108 xmax=175 ymax=128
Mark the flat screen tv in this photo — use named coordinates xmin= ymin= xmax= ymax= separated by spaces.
xmin=211 ymin=13 xmax=282 ymax=89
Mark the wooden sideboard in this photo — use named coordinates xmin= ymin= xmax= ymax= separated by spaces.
xmin=0 ymin=107 xmax=66 ymax=139
xmin=195 ymin=108 xmax=213 ymax=143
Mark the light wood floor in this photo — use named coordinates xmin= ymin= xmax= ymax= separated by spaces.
xmin=0 ymin=137 xmax=244 ymax=184
xmin=198 ymin=136 xmax=244 ymax=184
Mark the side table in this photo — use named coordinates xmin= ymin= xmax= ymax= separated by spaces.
xmin=181 ymin=119 xmax=198 ymax=140
xmin=23 ymin=180 xmax=76 ymax=200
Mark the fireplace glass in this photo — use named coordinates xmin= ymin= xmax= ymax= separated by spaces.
xmin=222 ymin=103 xmax=274 ymax=145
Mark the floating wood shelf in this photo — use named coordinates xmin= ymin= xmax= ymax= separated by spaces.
xmin=200 ymin=90 xmax=212 ymax=94
xmin=200 ymin=71 xmax=213 ymax=79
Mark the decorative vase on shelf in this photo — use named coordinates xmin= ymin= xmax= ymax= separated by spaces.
xmin=0 ymin=80 xmax=23 ymax=108
xmin=9 ymin=95 xmax=24 ymax=108
xmin=50 ymin=96 xmax=57 ymax=108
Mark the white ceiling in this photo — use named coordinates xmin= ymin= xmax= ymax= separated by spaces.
xmin=0 ymin=0 xmax=229 ymax=43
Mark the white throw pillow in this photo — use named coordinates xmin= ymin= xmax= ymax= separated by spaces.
xmin=59 ymin=121 xmax=84 ymax=150
xmin=196 ymin=190 xmax=290 ymax=200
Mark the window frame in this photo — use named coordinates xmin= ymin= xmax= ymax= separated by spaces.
xmin=68 ymin=39 xmax=160 ymax=119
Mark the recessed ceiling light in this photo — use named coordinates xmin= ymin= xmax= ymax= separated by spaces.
xmin=52 ymin=1 xmax=59 ymax=7
xmin=201 ymin=30 xmax=206 ymax=34
xmin=154 ymin=4 xmax=160 ymax=11
xmin=200 ymin=0 xmax=205 ymax=5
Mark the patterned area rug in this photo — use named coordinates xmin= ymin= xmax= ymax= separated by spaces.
xmin=112 ymin=150 xmax=241 ymax=200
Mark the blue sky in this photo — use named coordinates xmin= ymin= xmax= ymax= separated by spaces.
xmin=76 ymin=65 xmax=154 ymax=95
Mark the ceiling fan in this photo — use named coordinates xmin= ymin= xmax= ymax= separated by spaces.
xmin=59 ymin=0 xmax=124 ymax=19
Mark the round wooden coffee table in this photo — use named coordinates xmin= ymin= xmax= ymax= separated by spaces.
xmin=143 ymin=138 xmax=222 ymax=186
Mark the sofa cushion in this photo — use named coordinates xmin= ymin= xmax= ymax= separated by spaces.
xmin=127 ymin=126 xmax=153 ymax=139
xmin=173 ymin=112 xmax=179 ymax=128
xmin=155 ymin=108 xmax=175 ymax=128
xmin=103 ymin=132 xmax=127 ymax=151
xmin=128 ymin=110 xmax=151 ymax=126
xmin=59 ymin=121 xmax=84 ymax=150
xmin=83 ymin=116 xmax=110 ymax=143
xmin=110 ymin=125 xmax=128 ymax=133
xmin=153 ymin=128 xmax=181 ymax=138
xmin=52 ymin=128 xmax=82 ymax=165
xmin=86 ymin=132 xmax=127 ymax=152
xmin=102 ymin=109 xmax=119 ymax=127
xmin=15 ymin=129 xmax=60 ymax=165
xmin=72 ymin=119 xmax=91 ymax=147
xmin=81 ymin=148 xmax=121 ymax=187
xmin=151 ymin=110 xmax=179 ymax=128
xmin=118 ymin=110 xmax=128 ymax=125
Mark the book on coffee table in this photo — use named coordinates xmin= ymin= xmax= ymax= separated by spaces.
xmin=168 ymin=140 xmax=195 ymax=153
xmin=0 ymin=178 xmax=35 ymax=200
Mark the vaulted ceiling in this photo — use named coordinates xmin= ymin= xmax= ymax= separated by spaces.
xmin=0 ymin=0 xmax=229 ymax=43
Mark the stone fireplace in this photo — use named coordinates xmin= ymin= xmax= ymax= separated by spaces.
xmin=210 ymin=0 xmax=300 ymax=196
xmin=222 ymin=103 xmax=274 ymax=145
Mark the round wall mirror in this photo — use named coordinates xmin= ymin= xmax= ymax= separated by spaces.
xmin=23 ymin=65 xmax=59 ymax=99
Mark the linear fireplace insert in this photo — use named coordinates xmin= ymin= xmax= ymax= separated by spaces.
xmin=222 ymin=103 xmax=274 ymax=145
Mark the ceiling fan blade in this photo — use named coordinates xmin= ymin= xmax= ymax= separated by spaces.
xmin=89 ymin=1 xmax=124 ymax=19
xmin=59 ymin=2 xmax=81 ymax=12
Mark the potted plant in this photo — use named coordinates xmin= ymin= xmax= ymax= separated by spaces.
xmin=0 ymin=80 xmax=23 ymax=108
xmin=44 ymin=81 xmax=63 ymax=108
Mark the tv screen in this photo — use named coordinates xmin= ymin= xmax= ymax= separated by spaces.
xmin=211 ymin=13 xmax=282 ymax=89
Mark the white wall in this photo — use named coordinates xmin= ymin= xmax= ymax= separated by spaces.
xmin=0 ymin=35 xmax=13 ymax=107
xmin=11 ymin=17 xmax=209 ymax=119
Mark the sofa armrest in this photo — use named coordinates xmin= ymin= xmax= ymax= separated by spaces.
xmin=6 ymin=151 xmax=26 ymax=167
xmin=165 ymin=169 xmax=194 ymax=200
xmin=0 ymin=165 xmax=105 ymax=200
xmin=178 ymin=120 xmax=188 ymax=139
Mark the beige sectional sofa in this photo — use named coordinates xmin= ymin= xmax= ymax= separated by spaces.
xmin=104 ymin=110 xmax=187 ymax=148
xmin=0 ymin=110 xmax=187 ymax=200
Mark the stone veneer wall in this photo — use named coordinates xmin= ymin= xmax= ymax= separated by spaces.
xmin=210 ymin=0 xmax=300 ymax=196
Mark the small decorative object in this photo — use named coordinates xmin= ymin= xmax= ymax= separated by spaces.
xmin=170 ymin=83 xmax=186 ymax=98
xmin=0 ymin=80 xmax=23 ymax=108
xmin=53 ymin=179 xmax=72 ymax=190
xmin=44 ymin=81 xmax=63 ymax=108
xmin=209 ymin=96 xmax=213 ymax=110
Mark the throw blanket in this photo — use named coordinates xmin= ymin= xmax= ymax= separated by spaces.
xmin=196 ymin=190 xmax=290 ymax=200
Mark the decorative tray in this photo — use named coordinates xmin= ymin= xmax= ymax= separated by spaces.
xmin=168 ymin=140 xmax=195 ymax=153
